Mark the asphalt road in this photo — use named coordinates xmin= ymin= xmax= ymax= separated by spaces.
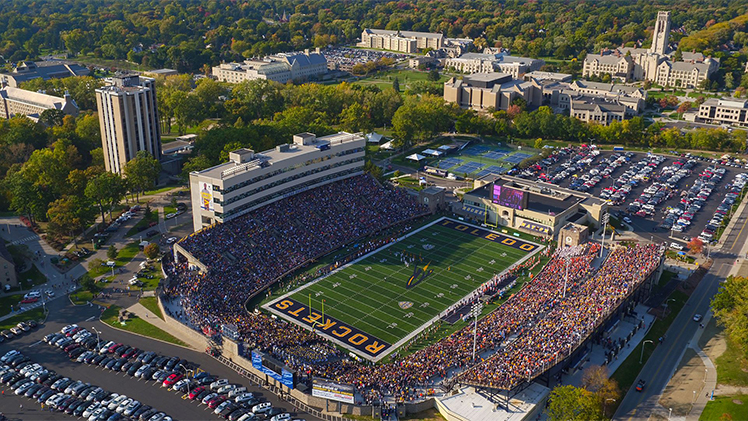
xmin=0 ymin=295 xmax=321 ymax=421
xmin=613 ymin=193 xmax=748 ymax=420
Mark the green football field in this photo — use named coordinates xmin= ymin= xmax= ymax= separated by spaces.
xmin=267 ymin=218 xmax=540 ymax=359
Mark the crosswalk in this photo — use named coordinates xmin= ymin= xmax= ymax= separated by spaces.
xmin=9 ymin=234 xmax=39 ymax=246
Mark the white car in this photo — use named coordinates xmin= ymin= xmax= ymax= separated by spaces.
xmin=214 ymin=400 xmax=233 ymax=415
xmin=622 ymin=216 xmax=632 ymax=224
xmin=166 ymin=237 xmax=178 ymax=244
xmin=252 ymin=402 xmax=272 ymax=414
xmin=693 ymin=314 xmax=703 ymax=322
xmin=271 ymin=414 xmax=291 ymax=421
xmin=165 ymin=212 xmax=177 ymax=219
xmin=669 ymin=242 xmax=684 ymax=251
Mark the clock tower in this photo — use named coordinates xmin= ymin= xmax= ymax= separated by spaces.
xmin=649 ymin=11 xmax=671 ymax=56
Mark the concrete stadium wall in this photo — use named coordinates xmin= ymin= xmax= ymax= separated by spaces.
xmin=156 ymin=295 xmax=209 ymax=350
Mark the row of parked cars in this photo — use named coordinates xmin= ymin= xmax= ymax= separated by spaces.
xmin=46 ymin=325 xmax=301 ymax=421
xmin=0 ymin=320 xmax=37 ymax=343
xmin=568 ymin=152 xmax=629 ymax=193
xmin=663 ymin=166 xmax=725 ymax=233
xmin=0 ymin=348 xmax=172 ymax=421
xmin=695 ymin=172 xmax=748 ymax=243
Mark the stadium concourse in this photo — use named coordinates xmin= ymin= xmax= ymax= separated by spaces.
xmin=163 ymin=173 xmax=666 ymax=408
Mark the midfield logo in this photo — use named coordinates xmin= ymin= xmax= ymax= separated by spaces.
xmin=406 ymin=262 xmax=433 ymax=289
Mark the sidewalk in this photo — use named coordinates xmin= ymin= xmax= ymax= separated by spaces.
xmin=125 ymin=302 xmax=205 ymax=351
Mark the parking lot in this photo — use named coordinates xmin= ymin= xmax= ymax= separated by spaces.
xmin=511 ymin=146 xmax=748 ymax=246
xmin=0 ymin=296 xmax=319 ymax=421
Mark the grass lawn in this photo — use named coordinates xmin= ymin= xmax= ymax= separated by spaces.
xmin=126 ymin=211 xmax=158 ymax=237
xmin=116 ymin=242 xmax=141 ymax=266
xmin=610 ymin=289 xmax=689 ymax=413
xmin=163 ymin=206 xmax=177 ymax=217
xmin=0 ymin=294 xmax=24 ymax=317
xmin=394 ymin=176 xmax=426 ymax=191
xmin=139 ymin=297 xmax=164 ymax=320
xmin=18 ymin=264 xmax=48 ymax=288
xmin=143 ymin=185 xmax=183 ymax=196
xmin=102 ymin=305 xmax=187 ymax=347
xmin=70 ymin=290 xmax=94 ymax=305
xmin=352 ymin=69 xmax=450 ymax=91
xmin=136 ymin=262 xmax=162 ymax=291
xmin=700 ymin=394 xmax=748 ymax=420
xmin=715 ymin=335 xmax=748 ymax=386
xmin=268 ymin=218 xmax=541 ymax=360
xmin=0 ymin=307 xmax=45 ymax=331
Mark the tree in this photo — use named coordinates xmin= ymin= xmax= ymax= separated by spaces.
xmin=46 ymin=195 xmax=94 ymax=239
xmin=123 ymin=151 xmax=161 ymax=200
xmin=85 ymin=172 xmax=125 ymax=222
xmin=547 ymin=385 xmax=603 ymax=421
xmin=107 ymin=245 xmax=118 ymax=260
xmin=427 ymin=69 xmax=440 ymax=82
xmin=581 ymin=365 xmax=620 ymax=403
xmin=712 ymin=276 xmax=748 ymax=357
xmin=392 ymin=77 xmax=400 ymax=92
xmin=687 ymin=238 xmax=704 ymax=254
xmin=143 ymin=243 xmax=160 ymax=260
xmin=39 ymin=109 xmax=65 ymax=127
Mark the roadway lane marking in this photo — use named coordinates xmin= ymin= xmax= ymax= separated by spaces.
xmin=731 ymin=213 xmax=748 ymax=252
xmin=85 ymin=316 xmax=96 ymax=321
xmin=27 ymin=341 xmax=42 ymax=347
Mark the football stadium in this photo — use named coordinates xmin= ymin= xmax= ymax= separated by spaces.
xmin=265 ymin=217 xmax=542 ymax=361
xmin=165 ymin=137 xmax=666 ymax=416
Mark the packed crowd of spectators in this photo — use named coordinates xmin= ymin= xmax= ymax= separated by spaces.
xmin=163 ymin=172 xmax=666 ymax=404
xmin=460 ymin=243 xmax=664 ymax=389
xmin=164 ymin=175 xmax=427 ymax=335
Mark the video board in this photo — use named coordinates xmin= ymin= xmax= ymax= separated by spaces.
xmin=492 ymin=184 xmax=527 ymax=210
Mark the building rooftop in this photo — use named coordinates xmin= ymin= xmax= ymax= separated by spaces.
xmin=0 ymin=62 xmax=90 ymax=84
xmin=437 ymin=384 xmax=549 ymax=421
xmin=524 ymin=71 xmax=572 ymax=82
xmin=196 ymin=132 xmax=365 ymax=180
xmin=365 ymin=28 xmax=444 ymax=40
xmin=469 ymin=177 xmax=592 ymax=215
xmin=585 ymin=53 xmax=629 ymax=65
xmin=0 ymin=86 xmax=76 ymax=111
xmin=571 ymin=95 xmax=627 ymax=113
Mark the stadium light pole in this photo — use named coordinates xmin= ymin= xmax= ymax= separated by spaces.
xmin=471 ymin=302 xmax=483 ymax=362
xmin=600 ymin=213 xmax=609 ymax=258
xmin=563 ymin=256 xmax=569 ymax=298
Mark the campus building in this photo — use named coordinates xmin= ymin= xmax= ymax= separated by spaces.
xmin=189 ymin=132 xmax=366 ymax=231
xmin=0 ymin=61 xmax=90 ymax=88
xmin=569 ymin=96 xmax=628 ymax=126
xmin=532 ymin=77 xmax=646 ymax=117
xmin=0 ymin=242 xmax=17 ymax=289
xmin=443 ymin=73 xmax=541 ymax=111
xmin=359 ymin=29 xmax=443 ymax=53
xmin=445 ymin=53 xmax=544 ymax=78
xmin=582 ymin=11 xmax=719 ymax=87
xmin=456 ymin=175 xmax=608 ymax=239
xmin=212 ymin=49 xmax=328 ymax=84
xmin=95 ymin=73 xmax=161 ymax=174
xmin=687 ymin=97 xmax=748 ymax=127
xmin=0 ymin=85 xmax=79 ymax=121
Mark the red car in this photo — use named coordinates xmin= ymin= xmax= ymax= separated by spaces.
xmin=20 ymin=297 xmax=38 ymax=304
xmin=107 ymin=343 xmax=123 ymax=354
xmin=188 ymin=386 xmax=205 ymax=400
xmin=162 ymin=373 xmax=183 ymax=388
xmin=208 ymin=395 xmax=227 ymax=409
xmin=121 ymin=348 xmax=138 ymax=359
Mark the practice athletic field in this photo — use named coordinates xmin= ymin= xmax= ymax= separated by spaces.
xmin=265 ymin=218 xmax=541 ymax=361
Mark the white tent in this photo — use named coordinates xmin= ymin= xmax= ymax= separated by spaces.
xmin=366 ymin=132 xmax=384 ymax=143
xmin=422 ymin=149 xmax=444 ymax=157
xmin=406 ymin=153 xmax=426 ymax=161
xmin=380 ymin=141 xmax=394 ymax=150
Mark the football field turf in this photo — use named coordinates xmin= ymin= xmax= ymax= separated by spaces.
xmin=265 ymin=218 xmax=542 ymax=361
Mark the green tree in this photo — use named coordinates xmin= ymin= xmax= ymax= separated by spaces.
xmin=107 ymin=245 xmax=118 ymax=260
xmin=547 ymin=385 xmax=603 ymax=421
xmin=392 ymin=77 xmax=400 ymax=92
xmin=427 ymin=69 xmax=440 ymax=82
xmin=123 ymin=151 xmax=161 ymax=201
xmin=39 ymin=109 xmax=65 ymax=127
xmin=85 ymin=172 xmax=125 ymax=223
xmin=712 ymin=276 xmax=748 ymax=356
xmin=340 ymin=103 xmax=372 ymax=133
xmin=46 ymin=195 xmax=94 ymax=239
